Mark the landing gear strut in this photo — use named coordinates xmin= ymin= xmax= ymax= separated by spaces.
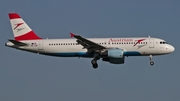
xmin=149 ymin=55 xmax=154 ymax=66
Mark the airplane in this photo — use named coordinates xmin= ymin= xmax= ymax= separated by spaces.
xmin=5 ymin=13 xmax=175 ymax=69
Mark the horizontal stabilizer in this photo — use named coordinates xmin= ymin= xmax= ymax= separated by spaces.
xmin=8 ymin=39 xmax=28 ymax=46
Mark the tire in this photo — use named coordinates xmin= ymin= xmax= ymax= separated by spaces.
xmin=150 ymin=61 xmax=154 ymax=66
xmin=93 ymin=64 xmax=98 ymax=69
xmin=91 ymin=59 xmax=98 ymax=69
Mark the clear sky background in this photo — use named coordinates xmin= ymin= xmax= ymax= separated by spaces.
xmin=0 ymin=0 xmax=179 ymax=101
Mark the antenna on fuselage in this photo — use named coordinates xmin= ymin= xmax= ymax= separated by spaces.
xmin=148 ymin=35 xmax=151 ymax=38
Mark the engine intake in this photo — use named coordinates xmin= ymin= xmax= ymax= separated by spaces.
xmin=107 ymin=49 xmax=124 ymax=58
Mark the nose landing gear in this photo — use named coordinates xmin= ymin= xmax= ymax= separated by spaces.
xmin=149 ymin=55 xmax=154 ymax=66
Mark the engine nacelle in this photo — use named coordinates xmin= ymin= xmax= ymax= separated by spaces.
xmin=107 ymin=49 xmax=124 ymax=58
xmin=102 ymin=49 xmax=125 ymax=64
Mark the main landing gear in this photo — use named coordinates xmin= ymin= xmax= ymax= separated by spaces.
xmin=91 ymin=59 xmax=98 ymax=69
xmin=149 ymin=55 xmax=154 ymax=66
xmin=91 ymin=53 xmax=100 ymax=69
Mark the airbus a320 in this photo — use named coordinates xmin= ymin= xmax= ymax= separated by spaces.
xmin=6 ymin=13 xmax=175 ymax=69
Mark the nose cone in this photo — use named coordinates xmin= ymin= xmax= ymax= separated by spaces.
xmin=169 ymin=45 xmax=175 ymax=52
xmin=159 ymin=45 xmax=175 ymax=54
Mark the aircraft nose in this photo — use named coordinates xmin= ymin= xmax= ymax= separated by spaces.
xmin=169 ymin=45 xmax=175 ymax=52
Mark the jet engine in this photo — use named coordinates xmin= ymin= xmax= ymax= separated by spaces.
xmin=102 ymin=49 xmax=125 ymax=64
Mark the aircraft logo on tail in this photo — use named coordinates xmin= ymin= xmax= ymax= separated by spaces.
xmin=14 ymin=23 xmax=24 ymax=30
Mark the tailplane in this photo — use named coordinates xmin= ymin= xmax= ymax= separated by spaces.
xmin=8 ymin=13 xmax=42 ymax=40
xmin=8 ymin=39 xmax=28 ymax=46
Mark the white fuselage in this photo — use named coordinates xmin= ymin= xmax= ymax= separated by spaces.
xmin=6 ymin=37 xmax=175 ymax=58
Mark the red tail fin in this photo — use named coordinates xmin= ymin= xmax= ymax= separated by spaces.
xmin=9 ymin=13 xmax=42 ymax=40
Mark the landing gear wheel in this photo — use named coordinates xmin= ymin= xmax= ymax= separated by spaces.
xmin=93 ymin=64 xmax=98 ymax=69
xmin=150 ymin=61 xmax=154 ymax=66
xmin=91 ymin=60 xmax=98 ymax=69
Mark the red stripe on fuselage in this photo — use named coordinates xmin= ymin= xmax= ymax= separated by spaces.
xmin=134 ymin=39 xmax=146 ymax=46
xmin=15 ymin=31 xmax=42 ymax=40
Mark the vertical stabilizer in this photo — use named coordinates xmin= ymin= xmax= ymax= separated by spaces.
xmin=8 ymin=13 xmax=42 ymax=40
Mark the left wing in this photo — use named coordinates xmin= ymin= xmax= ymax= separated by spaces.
xmin=70 ymin=33 xmax=106 ymax=51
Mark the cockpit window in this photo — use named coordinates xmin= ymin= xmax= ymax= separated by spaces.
xmin=160 ymin=41 xmax=168 ymax=44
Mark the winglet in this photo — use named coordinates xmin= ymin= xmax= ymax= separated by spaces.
xmin=70 ymin=32 xmax=75 ymax=38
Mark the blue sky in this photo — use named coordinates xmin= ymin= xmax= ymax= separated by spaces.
xmin=0 ymin=0 xmax=180 ymax=101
